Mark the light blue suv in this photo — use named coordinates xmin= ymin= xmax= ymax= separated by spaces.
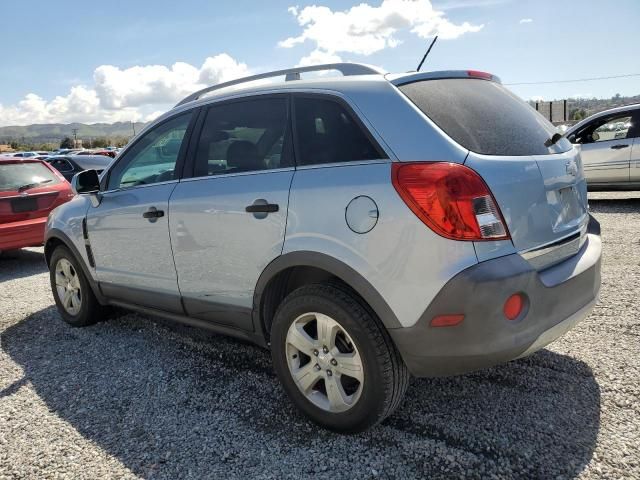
xmin=45 ymin=63 xmax=602 ymax=432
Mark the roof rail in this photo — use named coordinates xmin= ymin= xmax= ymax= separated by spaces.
xmin=175 ymin=63 xmax=385 ymax=107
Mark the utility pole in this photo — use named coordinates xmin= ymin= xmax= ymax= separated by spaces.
xmin=71 ymin=128 xmax=78 ymax=148
xmin=131 ymin=121 xmax=136 ymax=137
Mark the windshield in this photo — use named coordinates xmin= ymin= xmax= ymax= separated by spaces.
xmin=398 ymin=78 xmax=572 ymax=156
xmin=0 ymin=162 xmax=60 ymax=192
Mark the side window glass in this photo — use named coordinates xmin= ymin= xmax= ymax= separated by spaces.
xmin=294 ymin=97 xmax=386 ymax=166
xmin=587 ymin=115 xmax=633 ymax=143
xmin=51 ymin=159 xmax=73 ymax=172
xmin=194 ymin=97 xmax=290 ymax=177
xmin=107 ymin=112 xmax=192 ymax=190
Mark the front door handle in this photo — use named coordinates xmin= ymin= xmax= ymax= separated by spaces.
xmin=611 ymin=144 xmax=629 ymax=150
xmin=143 ymin=206 xmax=164 ymax=221
xmin=245 ymin=202 xmax=279 ymax=214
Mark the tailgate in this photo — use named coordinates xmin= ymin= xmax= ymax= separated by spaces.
xmin=465 ymin=147 xmax=589 ymax=254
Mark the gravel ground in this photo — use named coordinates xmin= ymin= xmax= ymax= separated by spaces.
xmin=0 ymin=191 xmax=638 ymax=479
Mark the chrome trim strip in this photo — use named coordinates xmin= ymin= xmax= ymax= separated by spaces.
xmin=180 ymin=167 xmax=295 ymax=183
xmin=101 ymin=179 xmax=179 ymax=195
xmin=520 ymin=222 xmax=588 ymax=270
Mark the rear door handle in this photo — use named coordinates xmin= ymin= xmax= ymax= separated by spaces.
xmin=245 ymin=202 xmax=279 ymax=213
xmin=610 ymin=144 xmax=629 ymax=150
xmin=143 ymin=206 xmax=164 ymax=221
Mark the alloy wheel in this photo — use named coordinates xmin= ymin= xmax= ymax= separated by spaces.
xmin=55 ymin=258 xmax=82 ymax=316
xmin=285 ymin=312 xmax=364 ymax=413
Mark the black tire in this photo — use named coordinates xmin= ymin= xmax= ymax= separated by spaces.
xmin=49 ymin=246 xmax=105 ymax=327
xmin=271 ymin=283 xmax=409 ymax=433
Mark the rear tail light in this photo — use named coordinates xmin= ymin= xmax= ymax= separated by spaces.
xmin=391 ymin=162 xmax=510 ymax=241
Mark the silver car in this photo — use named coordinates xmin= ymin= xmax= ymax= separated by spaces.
xmin=565 ymin=104 xmax=640 ymax=189
xmin=45 ymin=63 xmax=602 ymax=432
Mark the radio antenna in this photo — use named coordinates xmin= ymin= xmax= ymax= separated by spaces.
xmin=417 ymin=36 xmax=438 ymax=72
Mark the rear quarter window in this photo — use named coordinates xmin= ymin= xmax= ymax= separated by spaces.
xmin=399 ymin=79 xmax=571 ymax=156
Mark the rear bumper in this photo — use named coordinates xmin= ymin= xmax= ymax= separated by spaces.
xmin=0 ymin=217 xmax=47 ymax=250
xmin=389 ymin=216 xmax=602 ymax=377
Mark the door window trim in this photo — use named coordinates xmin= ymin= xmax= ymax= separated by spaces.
xmin=182 ymin=93 xmax=294 ymax=180
xmin=100 ymin=109 xmax=199 ymax=193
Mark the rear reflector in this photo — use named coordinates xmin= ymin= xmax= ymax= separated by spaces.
xmin=392 ymin=162 xmax=510 ymax=241
xmin=504 ymin=293 xmax=525 ymax=320
xmin=430 ymin=314 xmax=465 ymax=327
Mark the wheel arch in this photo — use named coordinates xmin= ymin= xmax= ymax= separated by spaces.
xmin=44 ymin=229 xmax=107 ymax=305
xmin=253 ymin=251 xmax=401 ymax=342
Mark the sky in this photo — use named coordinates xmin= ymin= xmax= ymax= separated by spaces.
xmin=0 ymin=0 xmax=639 ymax=126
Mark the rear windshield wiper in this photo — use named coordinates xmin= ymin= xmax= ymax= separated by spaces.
xmin=17 ymin=179 xmax=52 ymax=192
xmin=544 ymin=132 xmax=563 ymax=148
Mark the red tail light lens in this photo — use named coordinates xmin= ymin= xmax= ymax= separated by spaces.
xmin=392 ymin=162 xmax=510 ymax=241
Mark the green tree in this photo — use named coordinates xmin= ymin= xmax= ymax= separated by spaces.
xmin=92 ymin=137 xmax=109 ymax=148
xmin=60 ymin=137 xmax=74 ymax=149
xmin=571 ymin=108 xmax=587 ymax=121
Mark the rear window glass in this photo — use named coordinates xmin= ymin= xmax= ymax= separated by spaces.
xmin=0 ymin=162 xmax=59 ymax=192
xmin=399 ymin=79 xmax=571 ymax=156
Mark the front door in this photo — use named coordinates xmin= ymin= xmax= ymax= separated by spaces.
xmin=87 ymin=112 xmax=194 ymax=313
xmin=574 ymin=113 xmax=633 ymax=184
xmin=169 ymin=96 xmax=294 ymax=330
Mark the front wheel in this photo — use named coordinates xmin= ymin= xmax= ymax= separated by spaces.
xmin=49 ymin=246 xmax=106 ymax=327
xmin=271 ymin=284 xmax=409 ymax=433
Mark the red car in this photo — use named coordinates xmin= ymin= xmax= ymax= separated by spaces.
xmin=0 ymin=158 xmax=74 ymax=253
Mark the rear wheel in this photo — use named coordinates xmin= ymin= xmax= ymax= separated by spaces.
xmin=271 ymin=284 xmax=409 ymax=432
xmin=49 ymin=246 xmax=105 ymax=327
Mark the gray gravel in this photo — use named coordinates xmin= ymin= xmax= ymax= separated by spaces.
xmin=0 ymin=191 xmax=639 ymax=479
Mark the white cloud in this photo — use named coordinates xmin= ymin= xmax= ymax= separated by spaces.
xmin=519 ymin=18 xmax=533 ymax=24
xmin=279 ymin=0 xmax=483 ymax=63
xmin=297 ymin=49 xmax=343 ymax=67
xmin=0 ymin=54 xmax=249 ymax=127
xmin=530 ymin=95 xmax=544 ymax=102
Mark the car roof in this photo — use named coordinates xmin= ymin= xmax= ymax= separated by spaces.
xmin=65 ymin=154 xmax=113 ymax=170
xmin=140 ymin=63 xmax=499 ymax=142
xmin=0 ymin=157 xmax=45 ymax=164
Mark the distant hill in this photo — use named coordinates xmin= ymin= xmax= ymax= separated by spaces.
xmin=0 ymin=121 xmax=147 ymax=144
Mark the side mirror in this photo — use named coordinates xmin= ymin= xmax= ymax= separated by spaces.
xmin=71 ymin=169 xmax=100 ymax=195
xmin=591 ymin=132 xmax=600 ymax=142
xmin=567 ymin=134 xmax=576 ymax=144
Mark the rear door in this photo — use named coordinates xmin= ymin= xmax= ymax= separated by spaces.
xmin=169 ymin=95 xmax=294 ymax=330
xmin=571 ymin=112 xmax=633 ymax=184
xmin=86 ymin=112 xmax=194 ymax=312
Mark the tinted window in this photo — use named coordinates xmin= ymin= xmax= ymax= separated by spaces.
xmin=399 ymin=79 xmax=572 ymax=156
xmin=0 ymin=162 xmax=59 ymax=192
xmin=107 ymin=113 xmax=192 ymax=190
xmin=194 ymin=97 xmax=291 ymax=177
xmin=48 ymin=158 xmax=74 ymax=173
xmin=294 ymin=96 xmax=385 ymax=166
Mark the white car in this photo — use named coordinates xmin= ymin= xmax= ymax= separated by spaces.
xmin=565 ymin=104 xmax=640 ymax=190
